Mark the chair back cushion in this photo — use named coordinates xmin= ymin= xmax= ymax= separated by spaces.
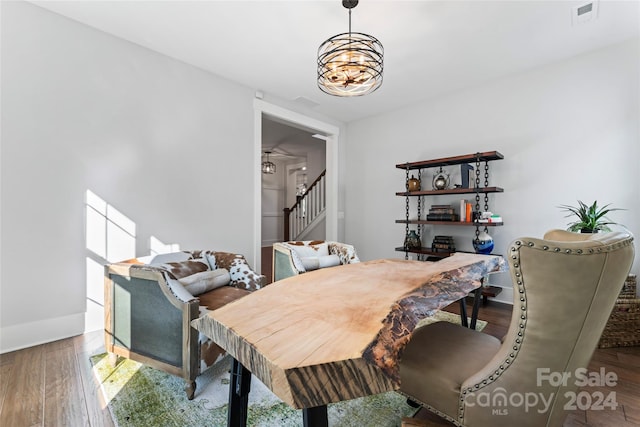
xmin=287 ymin=240 xmax=330 ymax=258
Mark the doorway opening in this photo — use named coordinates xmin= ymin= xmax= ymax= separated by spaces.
xmin=253 ymin=100 xmax=339 ymax=276
xmin=260 ymin=117 xmax=326 ymax=247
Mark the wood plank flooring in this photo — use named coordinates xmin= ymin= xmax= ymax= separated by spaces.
xmin=0 ymin=300 xmax=638 ymax=426
xmin=0 ymin=331 xmax=113 ymax=427
xmin=261 ymin=245 xmax=273 ymax=285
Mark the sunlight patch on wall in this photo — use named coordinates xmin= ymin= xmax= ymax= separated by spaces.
xmin=85 ymin=257 xmax=106 ymax=332
xmin=150 ymin=236 xmax=180 ymax=256
xmin=86 ymin=190 xmax=136 ymax=262
xmin=85 ymin=190 xmax=137 ymax=332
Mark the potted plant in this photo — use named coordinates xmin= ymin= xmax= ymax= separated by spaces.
xmin=559 ymin=200 xmax=624 ymax=233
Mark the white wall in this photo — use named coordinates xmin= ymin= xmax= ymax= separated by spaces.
xmin=345 ymin=39 xmax=639 ymax=303
xmin=305 ymin=142 xmax=327 ymax=186
xmin=1 ymin=1 xmax=346 ymax=352
xmin=0 ymin=1 xmax=255 ymax=352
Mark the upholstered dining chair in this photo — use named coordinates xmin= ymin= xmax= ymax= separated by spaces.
xmin=272 ymin=240 xmax=360 ymax=282
xmin=399 ymin=229 xmax=634 ymax=427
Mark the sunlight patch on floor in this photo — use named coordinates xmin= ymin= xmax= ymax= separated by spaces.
xmin=91 ymin=354 xmax=142 ymax=406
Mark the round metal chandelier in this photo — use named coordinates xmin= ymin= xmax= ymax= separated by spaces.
xmin=317 ymin=0 xmax=384 ymax=97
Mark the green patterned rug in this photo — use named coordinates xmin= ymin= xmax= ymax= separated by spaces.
xmin=92 ymin=311 xmax=485 ymax=426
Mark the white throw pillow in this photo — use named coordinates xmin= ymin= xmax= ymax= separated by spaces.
xmin=300 ymin=254 xmax=341 ymax=271
xmin=179 ymin=268 xmax=231 ymax=296
xmin=318 ymin=254 xmax=341 ymax=269
xmin=291 ymin=242 xmax=329 ymax=259
xmin=301 ymin=257 xmax=320 ymax=271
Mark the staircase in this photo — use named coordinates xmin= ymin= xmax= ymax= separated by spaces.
xmin=283 ymin=170 xmax=326 ymax=241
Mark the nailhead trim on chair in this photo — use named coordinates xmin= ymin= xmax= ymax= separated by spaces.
xmin=457 ymin=235 xmax=634 ymax=424
xmin=458 ymin=240 xmax=527 ymax=422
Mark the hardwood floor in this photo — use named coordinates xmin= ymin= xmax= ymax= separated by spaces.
xmin=0 ymin=300 xmax=637 ymax=426
xmin=261 ymin=245 xmax=273 ymax=285
xmin=0 ymin=331 xmax=113 ymax=427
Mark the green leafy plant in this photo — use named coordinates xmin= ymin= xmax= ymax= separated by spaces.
xmin=559 ymin=200 xmax=624 ymax=233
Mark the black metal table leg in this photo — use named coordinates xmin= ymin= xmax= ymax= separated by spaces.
xmin=303 ymin=405 xmax=328 ymax=427
xmin=470 ymin=285 xmax=483 ymax=331
xmin=459 ymin=298 xmax=469 ymax=327
xmin=228 ymin=358 xmax=251 ymax=427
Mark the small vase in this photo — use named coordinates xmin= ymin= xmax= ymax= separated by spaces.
xmin=407 ymin=175 xmax=421 ymax=192
xmin=473 ymin=231 xmax=494 ymax=255
xmin=404 ymin=230 xmax=422 ymax=249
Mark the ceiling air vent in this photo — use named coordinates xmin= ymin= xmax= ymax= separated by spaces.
xmin=293 ymin=96 xmax=320 ymax=109
xmin=572 ymin=0 xmax=599 ymax=25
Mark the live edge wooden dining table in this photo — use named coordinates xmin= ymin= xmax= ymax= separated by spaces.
xmin=191 ymin=253 xmax=505 ymax=427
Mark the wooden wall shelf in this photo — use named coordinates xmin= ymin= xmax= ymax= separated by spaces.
xmin=394 ymin=247 xmax=451 ymax=258
xmin=396 ymin=220 xmax=503 ymax=226
xmin=397 ymin=151 xmax=505 ymax=294
xmin=396 ymin=187 xmax=503 ymax=197
xmin=396 ymin=151 xmax=503 ymax=171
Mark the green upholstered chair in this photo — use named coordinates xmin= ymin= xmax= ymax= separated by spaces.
xmin=104 ymin=250 xmax=264 ymax=399
xmin=272 ymin=240 xmax=360 ymax=283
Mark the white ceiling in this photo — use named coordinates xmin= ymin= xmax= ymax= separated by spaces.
xmin=30 ymin=0 xmax=639 ymax=123
xmin=262 ymin=116 xmax=322 ymax=161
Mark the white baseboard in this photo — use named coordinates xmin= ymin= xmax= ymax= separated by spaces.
xmin=488 ymin=285 xmax=513 ymax=305
xmin=0 ymin=313 xmax=85 ymax=354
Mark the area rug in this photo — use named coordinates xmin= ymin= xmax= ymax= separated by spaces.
xmin=92 ymin=311 xmax=486 ymax=427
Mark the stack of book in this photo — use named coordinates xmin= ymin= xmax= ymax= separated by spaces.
xmin=426 ymin=204 xmax=459 ymax=221
xmin=431 ymin=235 xmax=456 ymax=254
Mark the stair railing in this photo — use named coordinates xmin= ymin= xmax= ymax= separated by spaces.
xmin=283 ymin=170 xmax=326 ymax=241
